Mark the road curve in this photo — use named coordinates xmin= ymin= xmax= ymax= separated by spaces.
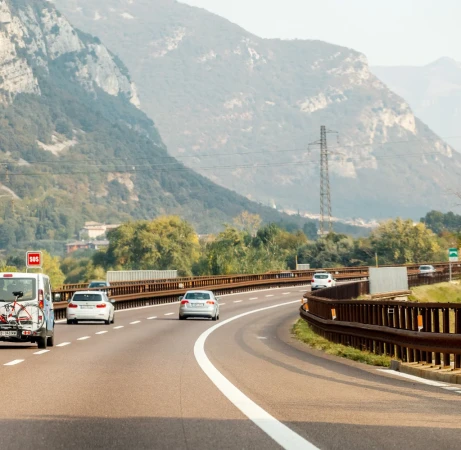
xmin=0 ymin=285 xmax=460 ymax=449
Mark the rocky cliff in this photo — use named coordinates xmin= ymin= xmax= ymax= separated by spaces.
xmin=54 ymin=0 xmax=461 ymax=220
xmin=0 ymin=0 xmax=326 ymax=250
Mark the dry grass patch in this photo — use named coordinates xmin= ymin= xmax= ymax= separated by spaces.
xmin=409 ymin=282 xmax=461 ymax=303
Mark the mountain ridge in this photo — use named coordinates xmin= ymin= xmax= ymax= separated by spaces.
xmin=54 ymin=0 xmax=461 ymax=220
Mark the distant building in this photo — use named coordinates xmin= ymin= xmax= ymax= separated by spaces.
xmin=65 ymin=240 xmax=110 ymax=254
xmin=79 ymin=222 xmax=120 ymax=239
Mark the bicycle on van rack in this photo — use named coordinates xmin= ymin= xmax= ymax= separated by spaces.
xmin=0 ymin=291 xmax=45 ymax=332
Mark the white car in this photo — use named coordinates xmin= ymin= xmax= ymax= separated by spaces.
xmin=179 ymin=290 xmax=220 ymax=320
xmin=311 ymin=272 xmax=336 ymax=291
xmin=419 ymin=265 xmax=436 ymax=276
xmin=66 ymin=291 xmax=115 ymax=325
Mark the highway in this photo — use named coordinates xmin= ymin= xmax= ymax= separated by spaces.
xmin=1 ymin=286 xmax=461 ymax=449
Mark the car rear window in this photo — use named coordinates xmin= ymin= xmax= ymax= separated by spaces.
xmin=89 ymin=282 xmax=107 ymax=288
xmin=314 ymin=274 xmax=329 ymax=279
xmin=0 ymin=278 xmax=37 ymax=302
xmin=73 ymin=293 xmax=103 ymax=302
xmin=184 ymin=292 xmax=211 ymax=300
xmin=420 ymin=266 xmax=431 ymax=270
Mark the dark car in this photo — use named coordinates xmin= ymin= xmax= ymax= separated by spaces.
xmin=88 ymin=280 xmax=111 ymax=288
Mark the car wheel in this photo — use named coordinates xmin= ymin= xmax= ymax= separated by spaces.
xmin=111 ymin=314 xmax=115 ymax=324
xmin=104 ymin=318 xmax=110 ymax=325
xmin=73 ymin=320 xmax=78 ymax=325
xmin=47 ymin=334 xmax=54 ymax=347
xmin=212 ymin=312 xmax=217 ymax=321
xmin=179 ymin=315 xmax=186 ymax=320
xmin=66 ymin=319 xmax=72 ymax=324
xmin=37 ymin=335 xmax=47 ymax=349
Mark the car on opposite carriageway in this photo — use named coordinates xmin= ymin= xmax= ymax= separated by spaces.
xmin=311 ymin=272 xmax=336 ymax=291
xmin=178 ymin=290 xmax=220 ymax=321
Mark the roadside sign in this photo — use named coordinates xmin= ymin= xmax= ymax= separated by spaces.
xmin=449 ymin=248 xmax=459 ymax=262
xmin=26 ymin=251 xmax=42 ymax=268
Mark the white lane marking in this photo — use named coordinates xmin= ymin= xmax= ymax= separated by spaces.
xmin=34 ymin=350 xmax=50 ymax=355
xmin=442 ymin=386 xmax=460 ymax=390
xmin=95 ymin=331 xmax=108 ymax=335
xmin=455 ymin=391 xmax=461 ymax=394
xmin=234 ymin=300 xmax=242 ymax=303
xmin=249 ymin=297 xmax=258 ymax=300
xmin=56 ymin=342 xmax=71 ymax=347
xmin=194 ymin=300 xmax=317 ymax=450
xmin=77 ymin=336 xmax=91 ymax=341
xmin=147 ymin=316 xmax=157 ymax=320
xmin=283 ymin=293 xmax=290 ymax=295
xmin=376 ymin=369 xmax=449 ymax=387
xmin=4 ymin=359 xmax=24 ymax=366
xmin=113 ymin=326 xmax=124 ymax=329
xmin=164 ymin=313 xmax=174 ymax=316
xmin=265 ymin=295 xmax=274 ymax=297
xmin=130 ymin=321 xmax=141 ymax=324
xmin=257 ymin=337 xmax=268 ymax=340
xmin=220 ymin=303 xmax=226 ymax=306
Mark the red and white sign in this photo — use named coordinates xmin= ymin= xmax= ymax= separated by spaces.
xmin=26 ymin=251 xmax=42 ymax=268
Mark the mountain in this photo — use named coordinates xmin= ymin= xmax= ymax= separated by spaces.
xmin=52 ymin=0 xmax=461 ymax=220
xmin=372 ymin=57 xmax=461 ymax=152
xmin=0 ymin=0 xmax=331 ymax=251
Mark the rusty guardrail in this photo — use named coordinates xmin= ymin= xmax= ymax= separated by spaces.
xmin=301 ymin=271 xmax=461 ymax=368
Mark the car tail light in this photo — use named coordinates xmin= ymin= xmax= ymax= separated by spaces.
xmin=96 ymin=303 xmax=107 ymax=308
xmin=38 ymin=289 xmax=44 ymax=309
xmin=328 ymin=280 xmax=332 ymax=283
xmin=206 ymin=301 xmax=215 ymax=305
xmin=68 ymin=303 xmax=78 ymax=308
xmin=181 ymin=300 xmax=189 ymax=305
xmin=311 ymin=279 xmax=315 ymax=283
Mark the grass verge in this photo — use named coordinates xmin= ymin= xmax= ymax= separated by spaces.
xmin=292 ymin=319 xmax=391 ymax=367
xmin=409 ymin=282 xmax=461 ymax=303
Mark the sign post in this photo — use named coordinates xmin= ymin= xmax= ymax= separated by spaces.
xmin=449 ymin=248 xmax=458 ymax=282
xmin=26 ymin=251 xmax=42 ymax=271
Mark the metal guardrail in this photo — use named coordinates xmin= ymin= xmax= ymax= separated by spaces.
xmin=301 ymin=271 xmax=461 ymax=368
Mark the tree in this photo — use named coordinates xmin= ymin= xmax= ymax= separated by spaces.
xmin=103 ymin=216 xmax=200 ymax=276
xmin=370 ymin=218 xmax=440 ymax=264
xmin=233 ymin=211 xmax=261 ymax=237
xmin=32 ymin=250 xmax=65 ymax=288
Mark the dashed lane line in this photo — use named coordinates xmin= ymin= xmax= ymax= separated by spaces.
xmin=194 ymin=300 xmax=318 ymax=450
xmin=113 ymin=326 xmax=124 ymax=329
xmin=234 ymin=300 xmax=243 ymax=303
xmin=249 ymin=298 xmax=258 ymax=300
xmin=77 ymin=336 xmax=91 ymax=341
xmin=130 ymin=321 xmax=141 ymax=324
xmin=265 ymin=295 xmax=274 ymax=297
xmin=164 ymin=313 xmax=174 ymax=316
xmin=4 ymin=359 xmax=24 ymax=366
xmin=220 ymin=303 xmax=226 ymax=306
xmin=147 ymin=316 xmax=157 ymax=320
xmin=34 ymin=350 xmax=50 ymax=355
xmin=283 ymin=293 xmax=290 ymax=295
xmin=56 ymin=342 xmax=71 ymax=347
xmin=95 ymin=331 xmax=108 ymax=335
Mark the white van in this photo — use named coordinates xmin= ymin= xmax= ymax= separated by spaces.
xmin=0 ymin=272 xmax=55 ymax=349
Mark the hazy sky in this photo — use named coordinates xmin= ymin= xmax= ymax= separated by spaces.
xmin=180 ymin=0 xmax=460 ymax=66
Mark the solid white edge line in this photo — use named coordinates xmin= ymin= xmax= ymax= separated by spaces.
xmin=376 ymin=369 xmax=449 ymax=387
xmin=4 ymin=359 xmax=24 ymax=366
xmin=34 ymin=350 xmax=50 ymax=355
xmin=56 ymin=342 xmax=71 ymax=347
xmin=194 ymin=300 xmax=318 ymax=450
xmin=442 ymin=386 xmax=460 ymax=390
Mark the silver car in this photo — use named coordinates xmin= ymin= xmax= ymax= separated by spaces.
xmin=179 ymin=290 xmax=220 ymax=321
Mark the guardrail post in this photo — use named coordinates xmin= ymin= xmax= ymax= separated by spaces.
xmin=443 ymin=308 xmax=450 ymax=367
xmin=434 ymin=309 xmax=441 ymax=366
xmin=455 ymin=309 xmax=461 ymax=369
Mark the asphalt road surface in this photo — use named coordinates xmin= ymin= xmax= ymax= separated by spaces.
xmin=1 ymin=285 xmax=461 ymax=450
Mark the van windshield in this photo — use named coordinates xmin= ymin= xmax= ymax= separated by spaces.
xmin=0 ymin=278 xmax=37 ymax=302
xmin=73 ymin=294 xmax=103 ymax=302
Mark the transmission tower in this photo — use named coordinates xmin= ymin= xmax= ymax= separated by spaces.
xmin=319 ymin=125 xmax=332 ymax=235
